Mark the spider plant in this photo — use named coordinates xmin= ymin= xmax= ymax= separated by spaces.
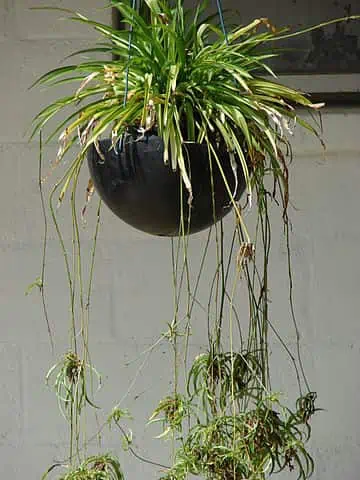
xmin=31 ymin=0 xmax=332 ymax=214
xmin=42 ymin=454 xmax=124 ymax=480
xmin=148 ymin=394 xmax=192 ymax=438
xmin=151 ymin=361 xmax=319 ymax=480
xmin=46 ymin=352 xmax=102 ymax=422
xmin=187 ymin=350 xmax=262 ymax=414
xmin=163 ymin=396 xmax=317 ymax=480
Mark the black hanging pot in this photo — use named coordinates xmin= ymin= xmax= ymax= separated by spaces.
xmin=87 ymin=134 xmax=246 ymax=236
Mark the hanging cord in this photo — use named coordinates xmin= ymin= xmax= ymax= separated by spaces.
xmin=118 ymin=0 xmax=138 ymax=153
xmin=215 ymin=0 xmax=228 ymax=44
xmin=123 ymin=0 xmax=138 ymax=107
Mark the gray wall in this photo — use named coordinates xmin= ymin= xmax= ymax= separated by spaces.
xmin=1 ymin=1 xmax=360 ymax=479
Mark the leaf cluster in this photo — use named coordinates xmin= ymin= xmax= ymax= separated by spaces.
xmin=151 ymin=351 xmax=319 ymax=480
xmin=31 ymin=0 xmax=323 ymax=206
xmin=43 ymin=454 xmax=124 ymax=480
xmin=149 ymin=393 xmax=192 ymax=438
xmin=188 ymin=350 xmax=261 ymax=413
xmin=46 ymin=352 xmax=101 ymax=421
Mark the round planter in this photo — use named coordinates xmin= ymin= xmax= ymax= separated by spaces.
xmin=87 ymin=134 xmax=246 ymax=236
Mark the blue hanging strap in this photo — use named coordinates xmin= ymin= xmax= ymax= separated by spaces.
xmin=215 ymin=0 xmax=228 ymax=44
xmin=123 ymin=0 xmax=138 ymax=107
xmin=118 ymin=0 xmax=138 ymax=152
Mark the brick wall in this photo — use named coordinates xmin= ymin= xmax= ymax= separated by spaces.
xmin=1 ymin=1 xmax=360 ymax=479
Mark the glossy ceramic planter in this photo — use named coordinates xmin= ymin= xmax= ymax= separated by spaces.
xmin=87 ymin=134 xmax=246 ymax=236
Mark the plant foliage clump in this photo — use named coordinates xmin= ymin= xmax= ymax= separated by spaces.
xmin=46 ymin=352 xmax=101 ymax=421
xmin=151 ymin=352 xmax=319 ymax=480
xmin=43 ymin=455 xmax=124 ymax=480
xmin=31 ymin=0 xmax=325 ymax=208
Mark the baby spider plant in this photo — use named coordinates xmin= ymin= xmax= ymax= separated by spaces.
xmin=42 ymin=454 xmax=124 ymax=480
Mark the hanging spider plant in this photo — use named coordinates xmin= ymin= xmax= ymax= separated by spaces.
xmin=30 ymin=0 xmax=342 ymax=234
xmin=42 ymin=454 xmax=124 ymax=480
xmin=46 ymin=352 xmax=101 ymax=422
xmin=151 ymin=353 xmax=320 ymax=480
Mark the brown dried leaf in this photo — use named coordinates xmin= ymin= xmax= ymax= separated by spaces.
xmin=81 ymin=178 xmax=95 ymax=220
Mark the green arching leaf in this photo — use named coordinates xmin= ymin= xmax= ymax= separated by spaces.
xmin=183 ymin=99 xmax=195 ymax=142
xmin=143 ymin=0 xmax=162 ymax=16
xmin=227 ymin=18 xmax=267 ymax=43
xmin=270 ymin=15 xmax=360 ymax=42
xmin=110 ymin=101 xmax=144 ymax=136
xmin=29 ymin=62 xmax=109 ymax=89
xmin=25 ymin=277 xmax=43 ymax=295
xmin=63 ymin=45 xmax=115 ymax=60
xmin=29 ymin=92 xmax=113 ymax=142
xmin=140 ymin=72 xmax=153 ymax=126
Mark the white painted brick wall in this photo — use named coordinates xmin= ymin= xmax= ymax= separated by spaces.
xmin=1 ymin=1 xmax=360 ymax=479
